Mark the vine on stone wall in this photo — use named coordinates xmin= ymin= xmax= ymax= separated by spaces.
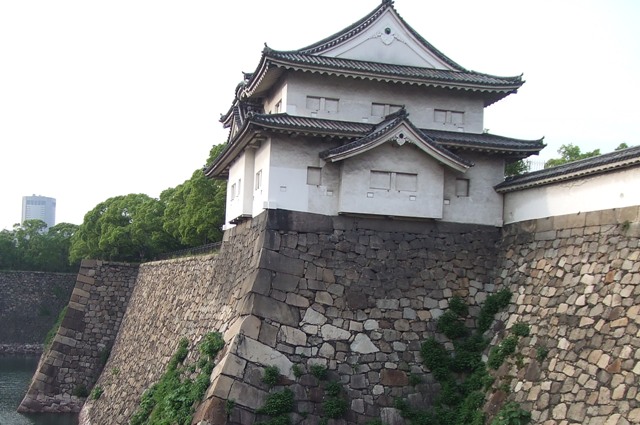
xmin=395 ymin=290 xmax=531 ymax=425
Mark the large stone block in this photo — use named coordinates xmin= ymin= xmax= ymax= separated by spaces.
xmin=268 ymin=209 xmax=333 ymax=233
xmin=259 ymin=249 xmax=304 ymax=276
xmin=248 ymin=294 xmax=300 ymax=327
xmin=234 ymin=336 xmax=294 ymax=379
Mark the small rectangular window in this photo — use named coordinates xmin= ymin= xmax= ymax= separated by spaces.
xmin=434 ymin=109 xmax=447 ymax=123
xmin=325 ymin=98 xmax=339 ymax=113
xmin=306 ymin=96 xmax=321 ymax=111
xmin=396 ymin=172 xmax=417 ymax=192
xmin=455 ymin=178 xmax=470 ymax=197
xmin=370 ymin=171 xmax=391 ymax=190
xmin=451 ymin=111 xmax=464 ymax=125
xmin=371 ymin=103 xmax=385 ymax=117
xmin=230 ymin=183 xmax=236 ymax=199
xmin=307 ymin=167 xmax=321 ymax=185
xmin=274 ymin=100 xmax=282 ymax=113
xmin=255 ymin=170 xmax=262 ymax=190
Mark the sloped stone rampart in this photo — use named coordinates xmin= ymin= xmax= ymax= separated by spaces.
xmin=493 ymin=206 xmax=640 ymax=424
xmin=76 ymin=210 xmax=500 ymax=424
xmin=18 ymin=260 xmax=138 ymax=413
xmin=0 ymin=270 xmax=75 ymax=352
xmin=80 ymin=212 xmax=269 ymax=424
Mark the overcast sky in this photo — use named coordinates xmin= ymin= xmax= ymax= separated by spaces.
xmin=1 ymin=0 xmax=638 ymax=230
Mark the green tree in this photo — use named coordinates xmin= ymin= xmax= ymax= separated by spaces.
xmin=0 ymin=229 xmax=19 ymax=270
xmin=162 ymin=143 xmax=227 ymax=246
xmin=615 ymin=142 xmax=629 ymax=151
xmin=504 ymin=160 xmax=530 ymax=177
xmin=70 ymin=194 xmax=181 ymax=263
xmin=162 ymin=170 xmax=226 ymax=246
xmin=544 ymin=143 xmax=600 ymax=168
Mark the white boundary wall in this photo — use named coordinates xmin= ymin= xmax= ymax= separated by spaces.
xmin=503 ymin=167 xmax=640 ymax=224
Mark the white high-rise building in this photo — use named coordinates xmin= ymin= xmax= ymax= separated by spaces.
xmin=21 ymin=195 xmax=56 ymax=228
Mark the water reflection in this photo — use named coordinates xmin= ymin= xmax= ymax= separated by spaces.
xmin=0 ymin=355 xmax=78 ymax=425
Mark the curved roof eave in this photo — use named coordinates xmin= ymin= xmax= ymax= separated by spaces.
xmin=241 ymin=53 xmax=523 ymax=106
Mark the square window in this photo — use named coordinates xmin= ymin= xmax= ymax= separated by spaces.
xmin=307 ymin=167 xmax=321 ymax=185
xmin=306 ymin=96 xmax=321 ymax=111
xmin=455 ymin=178 xmax=470 ymax=197
xmin=396 ymin=172 xmax=417 ymax=192
xmin=451 ymin=111 xmax=464 ymax=125
xmin=371 ymin=103 xmax=385 ymax=117
xmin=325 ymin=98 xmax=339 ymax=113
xmin=370 ymin=170 xmax=391 ymax=190
xmin=434 ymin=109 xmax=447 ymax=123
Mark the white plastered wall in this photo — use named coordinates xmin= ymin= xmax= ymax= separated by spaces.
xmin=443 ymin=155 xmax=505 ymax=226
xmin=338 ymin=142 xmax=444 ymax=219
xmin=281 ymin=72 xmax=484 ymax=132
xmin=503 ymin=167 xmax=640 ymax=224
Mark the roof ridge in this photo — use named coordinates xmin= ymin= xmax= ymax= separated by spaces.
xmin=292 ymin=1 xmax=466 ymax=71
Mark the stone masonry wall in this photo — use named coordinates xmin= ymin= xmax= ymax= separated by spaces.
xmin=19 ymin=260 xmax=138 ymax=413
xmin=79 ymin=209 xmax=501 ymax=424
xmin=0 ymin=270 xmax=75 ymax=353
xmin=492 ymin=206 xmax=640 ymax=424
xmin=80 ymin=210 xmax=269 ymax=424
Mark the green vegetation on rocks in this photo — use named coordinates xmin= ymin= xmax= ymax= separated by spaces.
xmin=396 ymin=290 xmax=531 ymax=425
xmin=129 ymin=332 xmax=224 ymax=425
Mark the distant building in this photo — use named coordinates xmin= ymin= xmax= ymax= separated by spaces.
xmin=22 ymin=195 xmax=56 ymax=228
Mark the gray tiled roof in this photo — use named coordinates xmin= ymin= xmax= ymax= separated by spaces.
xmin=319 ymin=109 xmax=473 ymax=168
xmin=263 ymin=49 xmax=522 ymax=90
xmin=205 ymin=112 xmax=542 ymax=178
xmin=423 ymin=129 xmax=544 ymax=153
xmin=495 ymin=145 xmax=640 ymax=192
xmin=245 ymin=113 xmax=542 ymax=154
xmin=250 ymin=114 xmax=371 ymax=136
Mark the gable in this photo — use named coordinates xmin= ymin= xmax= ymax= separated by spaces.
xmin=316 ymin=9 xmax=455 ymax=70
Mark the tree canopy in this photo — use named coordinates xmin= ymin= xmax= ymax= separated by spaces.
xmin=544 ymin=143 xmax=601 ymax=168
xmin=68 ymin=143 xmax=228 ymax=263
xmin=0 ymin=220 xmax=79 ymax=272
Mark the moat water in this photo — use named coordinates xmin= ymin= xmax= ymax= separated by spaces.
xmin=0 ymin=355 xmax=78 ymax=425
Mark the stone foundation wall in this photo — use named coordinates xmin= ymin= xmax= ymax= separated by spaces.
xmin=80 ymin=210 xmax=500 ymax=424
xmin=0 ymin=270 xmax=76 ymax=352
xmin=19 ymin=260 xmax=138 ymax=413
xmin=493 ymin=206 xmax=640 ymax=424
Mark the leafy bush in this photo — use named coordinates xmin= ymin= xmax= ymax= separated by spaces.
xmin=323 ymin=396 xmax=348 ymax=419
xmin=263 ymin=366 xmax=280 ymax=388
xmin=477 ymin=289 xmax=512 ymax=333
xmin=491 ymin=402 xmax=531 ymax=425
xmin=487 ymin=335 xmax=518 ymax=370
xmin=310 ymin=364 xmax=328 ymax=380
xmin=437 ymin=310 xmax=468 ymax=340
xmin=129 ymin=332 xmax=225 ymax=425
xmin=73 ymin=384 xmax=89 ymax=398
xmin=291 ymin=364 xmax=303 ymax=378
xmin=258 ymin=389 xmax=294 ymax=416
xmin=511 ymin=323 xmax=530 ymax=337
xmin=90 ymin=386 xmax=104 ymax=400
xmin=536 ymin=346 xmax=549 ymax=362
